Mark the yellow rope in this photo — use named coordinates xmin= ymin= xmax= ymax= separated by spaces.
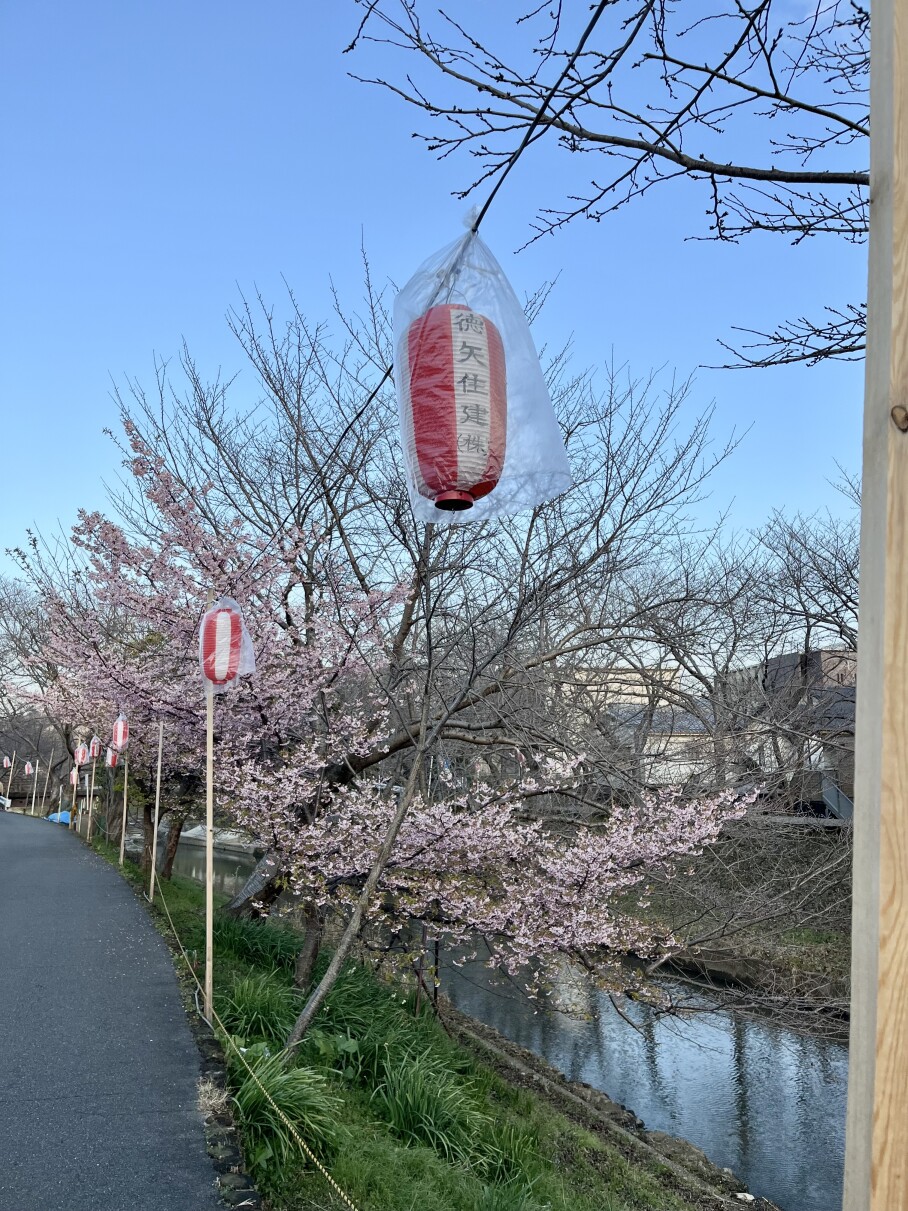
xmin=151 ymin=880 xmax=362 ymax=1211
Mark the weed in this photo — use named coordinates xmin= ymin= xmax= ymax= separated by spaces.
xmin=229 ymin=1041 xmax=341 ymax=1176
xmin=220 ymin=971 xmax=300 ymax=1046
xmin=197 ymin=1075 xmax=230 ymax=1115
xmin=215 ymin=914 xmax=302 ymax=970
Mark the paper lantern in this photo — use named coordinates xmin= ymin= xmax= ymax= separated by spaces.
xmin=399 ymin=303 xmax=506 ymax=511
xmin=24 ymin=761 xmax=33 ymax=775
xmin=199 ymin=598 xmax=255 ymax=690
xmin=70 ymin=768 xmax=78 ymax=787
xmin=89 ymin=735 xmax=102 ymax=760
xmin=112 ymin=714 xmax=129 ymax=751
xmin=105 ymin=747 xmax=119 ymax=769
xmin=2 ymin=756 xmax=9 ymax=769
xmin=74 ymin=743 xmax=89 ymax=767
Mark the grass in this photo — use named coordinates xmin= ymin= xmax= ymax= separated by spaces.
xmin=88 ymin=836 xmax=716 ymax=1211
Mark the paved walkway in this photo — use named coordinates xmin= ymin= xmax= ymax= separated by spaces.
xmin=0 ymin=812 xmax=224 ymax=1211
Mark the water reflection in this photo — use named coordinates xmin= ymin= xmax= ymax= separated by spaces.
xmin=441 ymin=954 xmax=847 ymax=1211
xmin=169 ymin=843 xmax=256 ymax=898
xmin=169 ymin=842 xmax=847 ymax=1211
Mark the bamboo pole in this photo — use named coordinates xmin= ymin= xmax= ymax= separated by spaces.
xmin=148 ymin=722 xmax=164 ymax=903
xmin=87 ymin=759 xmax=97 ymax=841
xmin=69 ymin=767 xmax=78 ymax=830
xmin=30 ymin=760 xmax=38 ymax=814
xmin=205 ymin=682 xmax=214 ymax=1020
xmin=6 ymin=750 xmax=15 ymax=803
xmin=843 ymin=2 xmax=908 ymax=1204
xmin=40 ymin=759 xmax=51 ymax=813
xmin=118 ymin=753 xmax=129 ymax=866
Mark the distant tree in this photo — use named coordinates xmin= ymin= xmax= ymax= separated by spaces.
xmin=349 ymin=0 xmax=868 ymax=366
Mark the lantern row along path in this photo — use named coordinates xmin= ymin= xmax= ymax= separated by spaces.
xmin=0 ymin=811 xmax=225 ymax=1211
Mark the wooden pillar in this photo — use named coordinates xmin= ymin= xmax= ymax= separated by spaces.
xmin=843 ymin=1 xmax=908 ymax=1205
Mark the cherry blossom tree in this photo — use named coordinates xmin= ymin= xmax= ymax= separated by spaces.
xmin=9 ymin=275 xmax=760 ymax=1042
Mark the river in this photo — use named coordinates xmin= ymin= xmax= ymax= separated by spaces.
xmin=169 ymin=843 xmax=847 ymax=1211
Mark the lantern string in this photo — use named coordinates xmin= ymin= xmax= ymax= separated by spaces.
xmin=239 ymin=3 xmax=609 ymax=583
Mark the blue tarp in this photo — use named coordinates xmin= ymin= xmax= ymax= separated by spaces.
xmin=47 ymin=811 xmax=71 ymax=825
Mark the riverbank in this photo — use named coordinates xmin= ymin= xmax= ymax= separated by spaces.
xmin=636 ymin=820 xmax=851 ymax=1035
xmin=94 ymin=838 xmax=774 ymax=1211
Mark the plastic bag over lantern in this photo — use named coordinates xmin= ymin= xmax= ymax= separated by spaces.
xmin=199 ymin=597 xmax=256 ymax=694
xmin=24 ymin=761 xmax=33 ymax=776
xmin=2 ymin=756 xmax=9 ymax=770
xmin=89 ymin=735 xmax=102 ymax=760
xmin=69 ymin=768 xmax=78 ymax=787
xmin=394 ymin=229 xmax=571 ymax=523
xmin=106 ymin=746 xmax=119 ymax=769
xmin=74 ymin=743 xmax=89 ymax=767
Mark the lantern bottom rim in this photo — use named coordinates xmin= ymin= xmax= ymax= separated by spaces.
xmin=434 ymin=490 xmax=475 ymax=511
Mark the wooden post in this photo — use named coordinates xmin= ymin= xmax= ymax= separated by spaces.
xmin=843 ymin=1 xmax=908 ymax=1205
xmin=69 ymin=768 xmax=78 ymax=829
xmin=204 ymin=682 xmax=214 ymax=1020
xmin=6 ymin=750 xmax=15 ymax=803
xmin=118 ymin=753 xmax=129 ymax=866
xmin=148 ymin=722 xmax=164 ymax=903
xmin=29 ymin=760 xmax=38 ymax=814
xmin=87 ymin=759 xmax=97 ymax=841
xmin=40 ymin=759 xmax=51 ymax=813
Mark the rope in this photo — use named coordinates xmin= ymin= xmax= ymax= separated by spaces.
xmin=240 ymin=2 xmax=610 ymax=579
xmin=150 ymin=880 xmax=362 ymax=1211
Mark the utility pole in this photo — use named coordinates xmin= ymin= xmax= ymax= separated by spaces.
xmin=843 ymin=1 xmax=908 ymax=1205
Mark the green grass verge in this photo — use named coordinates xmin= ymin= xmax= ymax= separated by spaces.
xmin=89 ymin=837 xmax=705 ymax=1211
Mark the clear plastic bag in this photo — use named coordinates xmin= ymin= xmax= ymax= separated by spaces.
xmin=393 ymin=230 xmax=571 ymax=523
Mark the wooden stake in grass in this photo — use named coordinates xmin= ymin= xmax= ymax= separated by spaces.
xmin=5 ymin=750 xmax=15 ymax=804
xmin=40 ymin=759 xmax=51 ymax=813
xmin=197 ymin=594 xmax=257 ymax=1020
xmin=86 ymin=735 xmax=101 ymax=841
xmin=118 ymin=753 xmax=129 ymax=866
xmin=148 ymin=721 xmax=164 ymax=904
xmin=205 ymin=681 xmax=214 ymax=1019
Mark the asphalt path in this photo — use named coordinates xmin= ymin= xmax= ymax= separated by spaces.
xmin=0 ymin=811 xmax=224 ymax=1210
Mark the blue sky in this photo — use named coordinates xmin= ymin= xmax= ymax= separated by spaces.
xmin=0 ymin=2 xmax=866 ymax=576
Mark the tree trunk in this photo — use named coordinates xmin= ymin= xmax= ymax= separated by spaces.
xmin=294 ymin=904 xmax=325 ymax=990
xmin=285 ymin=750 xmax=426 ymax=1051
xmin=142 ymin=803 xmax=154 ymax=872
xmin=223 ymin=852 xmax=284 ymax=918
xmin=160 ymin=815 xmax=185 ymax=880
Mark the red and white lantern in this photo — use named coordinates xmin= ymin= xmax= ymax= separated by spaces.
xmin=199 ymin=598 xmax=255 ymax=691
xmin=112 ymin=714 xmax=129 ymax=751
xmin=74 ymin=743 xmax=89 ymax=767
xmin=399 ymin=303 xmax=506 ymax=511
xmin=2 ymin=756 xmax=9 ymax=770
xmin=24 ymin=761 xmax=33 ymax=776
xmin=106 ymin=747 xmax=119 ymax=769
xmin=69 ymin=768 xmax=78 ymax=787
xmin=89 ymin=735 xmax=102 ymax=760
